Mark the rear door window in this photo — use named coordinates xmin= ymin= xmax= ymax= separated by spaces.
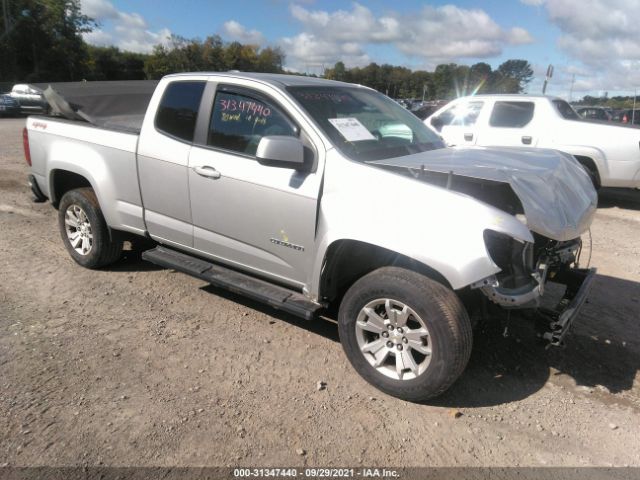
xmin=554 ymin=100 xmax=580 ymax=120
xmin=489 ymin=101 xmax=535 ymax=127
xmin=155 ymin=81 xmax=206 ymax=142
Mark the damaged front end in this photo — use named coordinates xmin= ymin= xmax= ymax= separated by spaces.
xmin=471 ymin=230 xmax=596 ymax=346
xmin=369 ymin=145 xmax=599 ymax=346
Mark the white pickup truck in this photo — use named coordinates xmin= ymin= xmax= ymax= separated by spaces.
xmin=425 ymin=94 xmax=640 ymax=189
xmin=24 ymin=73 xmax=597 ymax=401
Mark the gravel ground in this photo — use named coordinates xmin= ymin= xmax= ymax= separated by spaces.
xmin=1 ymin=117 xmax=640 ymax=468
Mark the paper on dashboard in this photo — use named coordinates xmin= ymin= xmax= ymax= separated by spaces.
xmin=328 ymin=117 xmax=376 ymax=142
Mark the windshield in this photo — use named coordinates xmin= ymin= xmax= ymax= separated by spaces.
xmin=288 ymin=86 xmax=444 ymax=161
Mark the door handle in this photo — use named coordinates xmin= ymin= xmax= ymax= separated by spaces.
xmin=521 ymin=136 xmax=532 ymax=145
xmin=464 ymin=133 xmax=474 ymax=141
xmin=193 ymin=165 xmax=221 ymax=179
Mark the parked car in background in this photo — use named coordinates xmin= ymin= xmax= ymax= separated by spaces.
xmin=426 ymin=94 xmax=640 ymax=189
xmin=575 ymin=106 xmax=612 ymax=121
xmin=9 ymin=84 xmax=48 ymax=114
xmin=411 ymin=104 xmax=438 ymax=120
xmin=616 ymin=109 xmax=640 ymax=125
xmin=0 ymin=94 xmax=21 ymax=116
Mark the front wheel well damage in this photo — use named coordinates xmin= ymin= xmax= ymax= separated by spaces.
xmin=319 ymin=240 xmax=451 ymax=313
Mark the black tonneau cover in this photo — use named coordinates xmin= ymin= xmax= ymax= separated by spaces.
xmin=32 ymin=80 xmax=158 ymax=133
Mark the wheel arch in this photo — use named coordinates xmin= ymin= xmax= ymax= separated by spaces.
xmin=49 ymin=168 xmax=94 ymax=208
xmin=318 ymin=239 xmax=451 ymax=311
xmin=573 ymin=155 xmax=601 ymax=188
xmin=49 ymin=169 xmax=130 ymax=243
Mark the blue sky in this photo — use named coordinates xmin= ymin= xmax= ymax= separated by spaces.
xmin=81 ymin=0 xmax=640 ymax=99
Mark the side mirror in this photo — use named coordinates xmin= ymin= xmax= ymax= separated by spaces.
xmin=430 ymin=115 xmax=444 ymax=132
xmin=256 ymin=136 xmax=305 ymax=169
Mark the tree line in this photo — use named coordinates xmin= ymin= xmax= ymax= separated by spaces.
xmin=0 ymin=0 xmax=285 ymax=83
xmin=325 ymin=60 xmax=533 ymax=99
xmin=0 ymin=0 xmax=535 ymax=100
xmin=573 ymin=95 xmax=640 ymax=109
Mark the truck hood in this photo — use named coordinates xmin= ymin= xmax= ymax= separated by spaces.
xmin=369 ymin=146 xmax=597 ymax=241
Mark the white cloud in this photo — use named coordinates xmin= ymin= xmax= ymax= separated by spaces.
xmin=81 ymin=0 xmax=118 ymax=20
xmin=508 ymin=27 xmax=535 ymax=45
xmin=82 ymin=28 xmax=113 ymax=46
xmin=80 ymin=0 xmax=172 ymax=53
xmin=280 ymin=32 xmax=371 ymax=73
xmin=535 ymin=0 xmax=640 ymax=94
xmin=221 ymin=20 xmax=265 ymax=45
xmin=281 ymin=3 xmax=533 ymax=71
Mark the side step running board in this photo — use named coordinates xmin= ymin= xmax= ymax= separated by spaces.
xmin=142 ymin=246 xmax=322 ymax=321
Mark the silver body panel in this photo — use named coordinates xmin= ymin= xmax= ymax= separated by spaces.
xmin=26 ymin=120 xmax=145 ymax=236
xmin=27 ymin=72 xmax=596 ymax=302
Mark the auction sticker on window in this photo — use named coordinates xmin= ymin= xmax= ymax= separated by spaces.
xmin=328 ymin=117 xmax=375 ymax=142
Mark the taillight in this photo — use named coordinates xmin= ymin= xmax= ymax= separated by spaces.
xmin=23 ymin=127 xmax=31 ymax=166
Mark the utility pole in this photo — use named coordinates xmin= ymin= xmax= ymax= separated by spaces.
xmin=542 ymin=64 xmax=553 ymax=95
xmin=422 ymin=84 xmax=427 ymax=102
xmin=633 ymin=89 xmax=637 ymax=125
xmin=569 ymin=74 xmax=575 ymax=102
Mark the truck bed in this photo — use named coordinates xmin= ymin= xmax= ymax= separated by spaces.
xmin=32 ymin=80 xmax=158 ymax=133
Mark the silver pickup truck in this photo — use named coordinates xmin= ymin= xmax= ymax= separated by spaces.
xmin=24 ymin=72 xmax=597 ymax=401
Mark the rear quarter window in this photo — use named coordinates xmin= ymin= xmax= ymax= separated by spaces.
xmin=155 ymin=81 xmax=206 ymax=142
xmin=553 ymin=100 xmax=580 ymax=120
xmin=489 ymin=101 xmax=535 ymax=128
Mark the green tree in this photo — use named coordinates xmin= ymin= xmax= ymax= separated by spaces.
xmin=85 ymin=46 xmax=147 ymax=80
xmin=433 ymin=63 xmax=457 ymax=99
xmin=144 ymin=37 xmax=285 ymax=79
xmin=256 ymin=46 xmax=284 ymax=73
xmin=0 ymin=0 xmax=95 ymax=82
xmin=496 ymin=59 xmax=533 ymax=93
xmin=326 ymin=61 xmax=347 ymax=81
xmin=469 ymin=62 xmax=492 ymax=94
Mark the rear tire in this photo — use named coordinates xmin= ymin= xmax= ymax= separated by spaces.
xmin=58 ymin=188 xmax=122 ymax=269
xmin=338 ymin=267 xmax=472 ymax=402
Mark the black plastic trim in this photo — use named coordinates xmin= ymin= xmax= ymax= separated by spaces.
xmin=142 ymin=246 xmax=322 ymax=321
xmin=541 ymin=267 xmax=597 ymax=346
xmin=27 ymin=174 xmax=47 ymax=202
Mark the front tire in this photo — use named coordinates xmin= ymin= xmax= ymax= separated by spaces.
xmin=338 ymin=267 xmax=472 ymax=402
xmin=58 ymin=188 xmax=122 ymax=269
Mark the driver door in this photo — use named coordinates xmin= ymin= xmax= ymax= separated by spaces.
xmin=188 ymin=84 xmax=323 ymax=287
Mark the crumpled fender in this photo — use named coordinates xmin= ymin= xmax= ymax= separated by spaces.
xmin=308 ymin=150 xmax=533 ymax=294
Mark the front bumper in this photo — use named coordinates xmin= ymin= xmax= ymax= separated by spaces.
xmin=539 ymin=267 xmax=597 ymax=346
xmin=472 ymin=266 xmax=597 ymax=346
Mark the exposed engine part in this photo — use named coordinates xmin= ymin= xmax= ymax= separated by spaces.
xmin=472 ymin=231 xmax=595 ymax=346
xmin=470 ymin=262 xmax=548 ymax=308
xmin=472 ymin=233 xmax=582 ymax=310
